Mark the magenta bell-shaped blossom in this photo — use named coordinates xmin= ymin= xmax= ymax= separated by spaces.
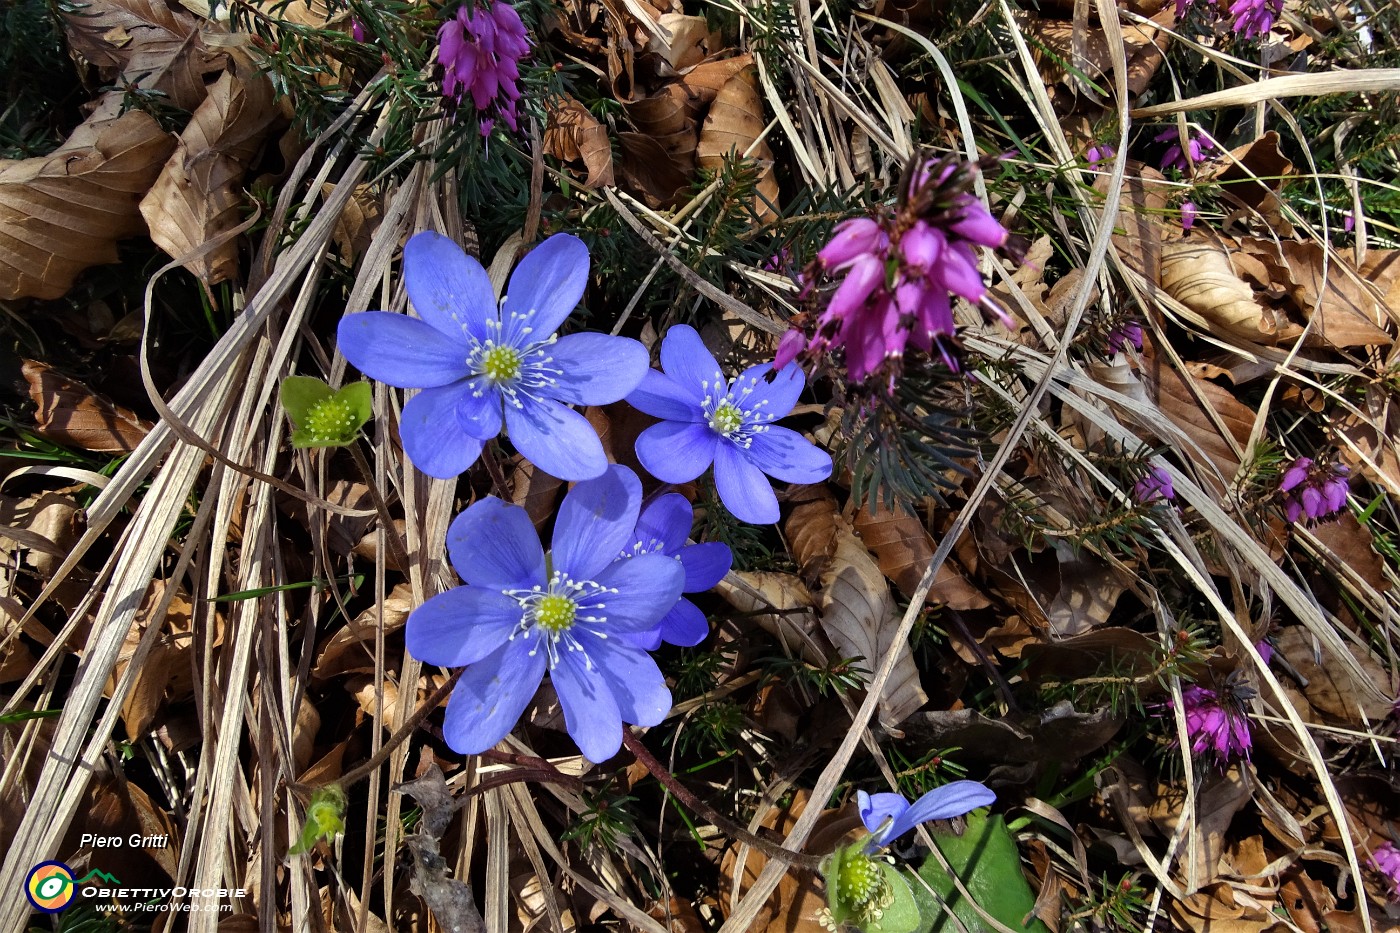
xmin=439 ymin=1 xmax=530 ymax=135
xmin=1279 ymin=457 xmax=1350 ymax=524
xmin=1171 ymin=684 xmax=1252 ymax=764
xmin=1156 ymin=127 xmax=1217 ymax=173
xmin=1133 ymin=465 xmax=1174 ymax=504
xmin=1374 ymin=842 xmax=1400 ymax=901
xmin=1228 ymin=0 xmax=1282 ymax=38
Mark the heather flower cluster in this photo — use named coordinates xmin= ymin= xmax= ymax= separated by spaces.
xmin=1106 ymin=321 xmax=1144 ymax=356
xmin=439 ymin=0 xmax=530 ymax=136
xmin=1228 ymin=0 xmax=1283 ymax=37
xmin=1172 ymin=684 xmax=1252 ymax=764
xmin=1155 ymin=127 xmax=1217 ymax=173
xmin=1133 ymin=466 xmax=1174 ymax=504
xmin=1372 ymin=842 xmax=1400 ymax=901
xmin=777 ymin=153 xmax=1022 ymax=386
xmin=1279 ymin=457 xmax=1350 ymax=524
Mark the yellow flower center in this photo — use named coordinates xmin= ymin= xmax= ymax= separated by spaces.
xmin=481 ymin=345 xmax=523 ymax=383
xmin=534 ymin=593 xmax=577 ymax=633
xmin=708 ymin=401 xmax=744 ymax=436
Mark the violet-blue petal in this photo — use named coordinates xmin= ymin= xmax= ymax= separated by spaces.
xmin=660 ymin=324 xmax=725 ymax=398
xmin=591 ymin=553 xmax=685 ymax=631
xmin=626 ymin=369 xmax=703 ymax=421
xmin=406 ymin=587 xmax=521 ymax=668
xmin=456 ymin=384 xmax=504 ymax=440
xmin=714 ymin=441 xmax=780 ymax=524
xmin=588 ymin=634 xmax=673 ymax=727
xmin=338 ymin=313 xmax=469 ymax=387
xmin=500 ymin=234 xmax=590 ymax=336
xmin=445 ymin=496 xmax=546 ymax=589
xmin=549 ymin=332 xmax=650 ymax=405
xmin=744 ymin=426 xmax=833 ymax=484
xmin=885 ymin=780 xmax=997 ymax=841
xmin=441 ymin=637 xmax=547 ymax=755
xmin=656 ymin=598 xmax=709 ymax=647
xmin=635 ymin=493 xmax=693 ymax=555
xmin=552 ymin=647 xmax=623 ymax=762
xmin=402 ymin=231 xmax=496 ymax=343
xmin=737 ymin=361 xmax=805 ymax=418
xmin=858 ymin=791 xmax=911 ymax=842
xmin=505 ymin=396 xmax=608 ymax=481
xmin=552 ymin=465 xmax=642 ymax=579
xmin=401 ymin=388 xmax=486 ymax=478
xmin=636 ymin=421 xmax=718 ymax=483
xmin=678 ymin=542 xmax=731 ymax=591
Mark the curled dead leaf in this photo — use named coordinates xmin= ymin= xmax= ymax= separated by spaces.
xmin=1161 ymin=236 xmax=1301 ymax=344
xmin=140 ymin=57 xmax=280 ymax=285
xmin=544 ymin=97 xmax=616 ymax=189
xmin=852 ymin=502 xmax=989 ymax=610
xmin=697 ymin=66 xmax=777 ymax=222
xmin=23 ymin=360 xmax=151 ymax=453
xmin=0 ymin=99 xmax=175 ymax=301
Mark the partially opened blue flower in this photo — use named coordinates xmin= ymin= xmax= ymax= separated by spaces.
xmin=405 ymin=465 xmax=684 ymax=762
xmin=627 ymin=325 xmax=832 ymax=524
xmin=337 ymin=232 xmax=648 ymax=480
xmin=616 ymin=493 xmax=732 ymax=650
xmin=857 ymin=781 xmax=996 ymax=850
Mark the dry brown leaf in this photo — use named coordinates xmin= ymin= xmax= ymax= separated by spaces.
xmin=544 ymin=97 xmax=616 ymax=188
xmin=81 ymin=773 xmax=181 ymax=880
xmin=1275 ymin=625 xmax=1394 ymax=724
xmin=1167 ymin=882 xmax=1289 ymax=933
xmin=715 ymin=571 xmax=824 ymax=665
xmin=326 ymin=182 xmax=383 ymax=265
xmin=140 ymin=58 xmax=279 ymax=285
xmin=1102 ymin=163 xmax=1172 ymax=283
xmin=1204 ymin=132 xmax=1294 ymax=231
xmin=853 ymin=502 xmax=990 ymax=610
xmin=23 ymin=360 xmax=151 ymax=453
xmin=625 ymin=83 xmax=698 ymax=174
xmin=1161 ymin=235 xmax=1302 ymax=344
xmin=617 ymin=131 xmax=691 ymax=206
xmin=0 ymin=99 xmax=175 ymax=300
xmin=1336 ymin=383 xmax=1400 ymax=496
xmin=60 ymin=0 xmax=224 ymax=111
xmin=314 ymin=583 xmax=413 ymax=680
xmin=1145 ymin=351 xmax=1257 ymax=486
xmin=788 ymin=499 xmax=928 ymax=729
xmin=679 ymin=53 xmax=754 ymax=104
xmin=1264 ymin=240 xmax=1394 ymax=348
xmin=108 ymin=580 xmax=196 ymax=741
xmin=1030 ymin=9 xmax=1172 ymax=95
xmin=696 ymin=66 xmax=777 ymax=222
xmin=509 ymin=454 xmax=564 ymax=530
xmin=645 ymin=13 xmax=717 ymax=71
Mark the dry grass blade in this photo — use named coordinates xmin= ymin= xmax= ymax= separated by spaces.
xmin=1131 ymin=68 xmax=1400 ymax=117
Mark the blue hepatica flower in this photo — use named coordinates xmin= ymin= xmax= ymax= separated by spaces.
xmin=337 ymin=232 xmax=648 ymax=481
xmin=405 ymin=465 xmax=684 ymax=762
xmin=616 ymin=493 xmax=732 ymax=650
xmin=857 ymin=781 xmax=997 ymax=851
xmin=627 ymin=325 xmax=833 ymax=524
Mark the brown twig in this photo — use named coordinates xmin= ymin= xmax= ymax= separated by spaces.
xmin=622 ymin=728 xmax=822 ymax=870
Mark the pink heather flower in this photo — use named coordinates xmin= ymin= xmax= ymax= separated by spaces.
xmin=1371 ymin=842 xmax=1400 ymax=901
xmin=1228 ymin=0 xmax=1282 ymax=38
xmin=1174 ymin=0 xmax=1196 ymax=17
xmin=1255 ymin=639 xmax=1274 ymax=665
xmin=1107 ymin=321 xmax=1143 ymax=355
xmin=350 ymin=17 xmax=367 ymax=42
xmin=773 ymin=329 xmax=808 ymax=370
xmin=439 ymin=1 xmax=530 ymax=136
xmin=1155 ymin=128 xmax=1217 ymax=173
xmin=798 ymin=154 xmax=1020 ymax=385
xmin=1181 ymin=202 xmax=1198 ymax=230
xmin=1134 ymin=466 xmax=1174 ymax=504
xmin=1279 ymin=457 xmax=1350 ymax=524
xmin=1344 ymin=211 xmax=1356 ymax=233
xmin=1086 ymin=144 xmax=1115 ymax=168
xmin=1172 ymin=684 xmax=1252 ymax=764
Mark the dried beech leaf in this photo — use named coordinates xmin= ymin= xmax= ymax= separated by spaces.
xmin=0 ymin=100 xmax=175 ymax=300
xmin=1145 ymin=351 xmax=1256 ymax=485
xmin=314 ymin=583 xmax=413 ymax=680
xmin=679 ymin=53 xmax=754 ymax=104
xmin=788 ymin=499 xmax=928 ymax=729
xmin=1101 ymin=164 xmax=1171 ymax=283
xmin=852 ymin=502 xmax=989 ymax=610
xmin=617 ymin=131 xmax=691 ymax=207
xmin=23 ymin=360 xmax=151 ymax=453
xmin=140 ymin=59 xmax=279 ymax=285
xmin=696 ymin=66 xmax=777 ymax=221
xmin=60 ymin=0 xmax=224 ymax=111
xmin=1204 ymin=132 xmax=1294 ymax=226
xmin=1275 ymin=626 xmax=1394 ymax=723
xmin=509 ymin=455 xmax=564 ymax=530
xmin=108 ymin=581 xmax=196 ymax=741
xmin=1161 ymin=236 xmax=1300 ymax=344
xmin=544 ymin=97 xmax=616 ymax=188
xmin=646 ymin=13 xmax=717 ymax=71
xmin=715 ymin=571 xmax=824 ymax=665
xmin=1269 ymin=240 xmax=1393 ymax=348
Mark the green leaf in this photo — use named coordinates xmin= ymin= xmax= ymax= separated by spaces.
xmin=289 ymin=785 xmax=347 ymax=856
xmin=911 ymin=812 xmax=1051 ymax=933
xmin=279 ymin=375 xmax=334 ymax=422
xmin=871 ymin=863 xmax=921 ymax=933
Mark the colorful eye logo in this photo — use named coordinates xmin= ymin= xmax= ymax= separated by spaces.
xmin=25 ymin=861 xmax=76 ymax=913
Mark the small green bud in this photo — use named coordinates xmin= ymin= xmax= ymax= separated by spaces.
xmin=289 ymin=785 xmax=347 ymax=856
